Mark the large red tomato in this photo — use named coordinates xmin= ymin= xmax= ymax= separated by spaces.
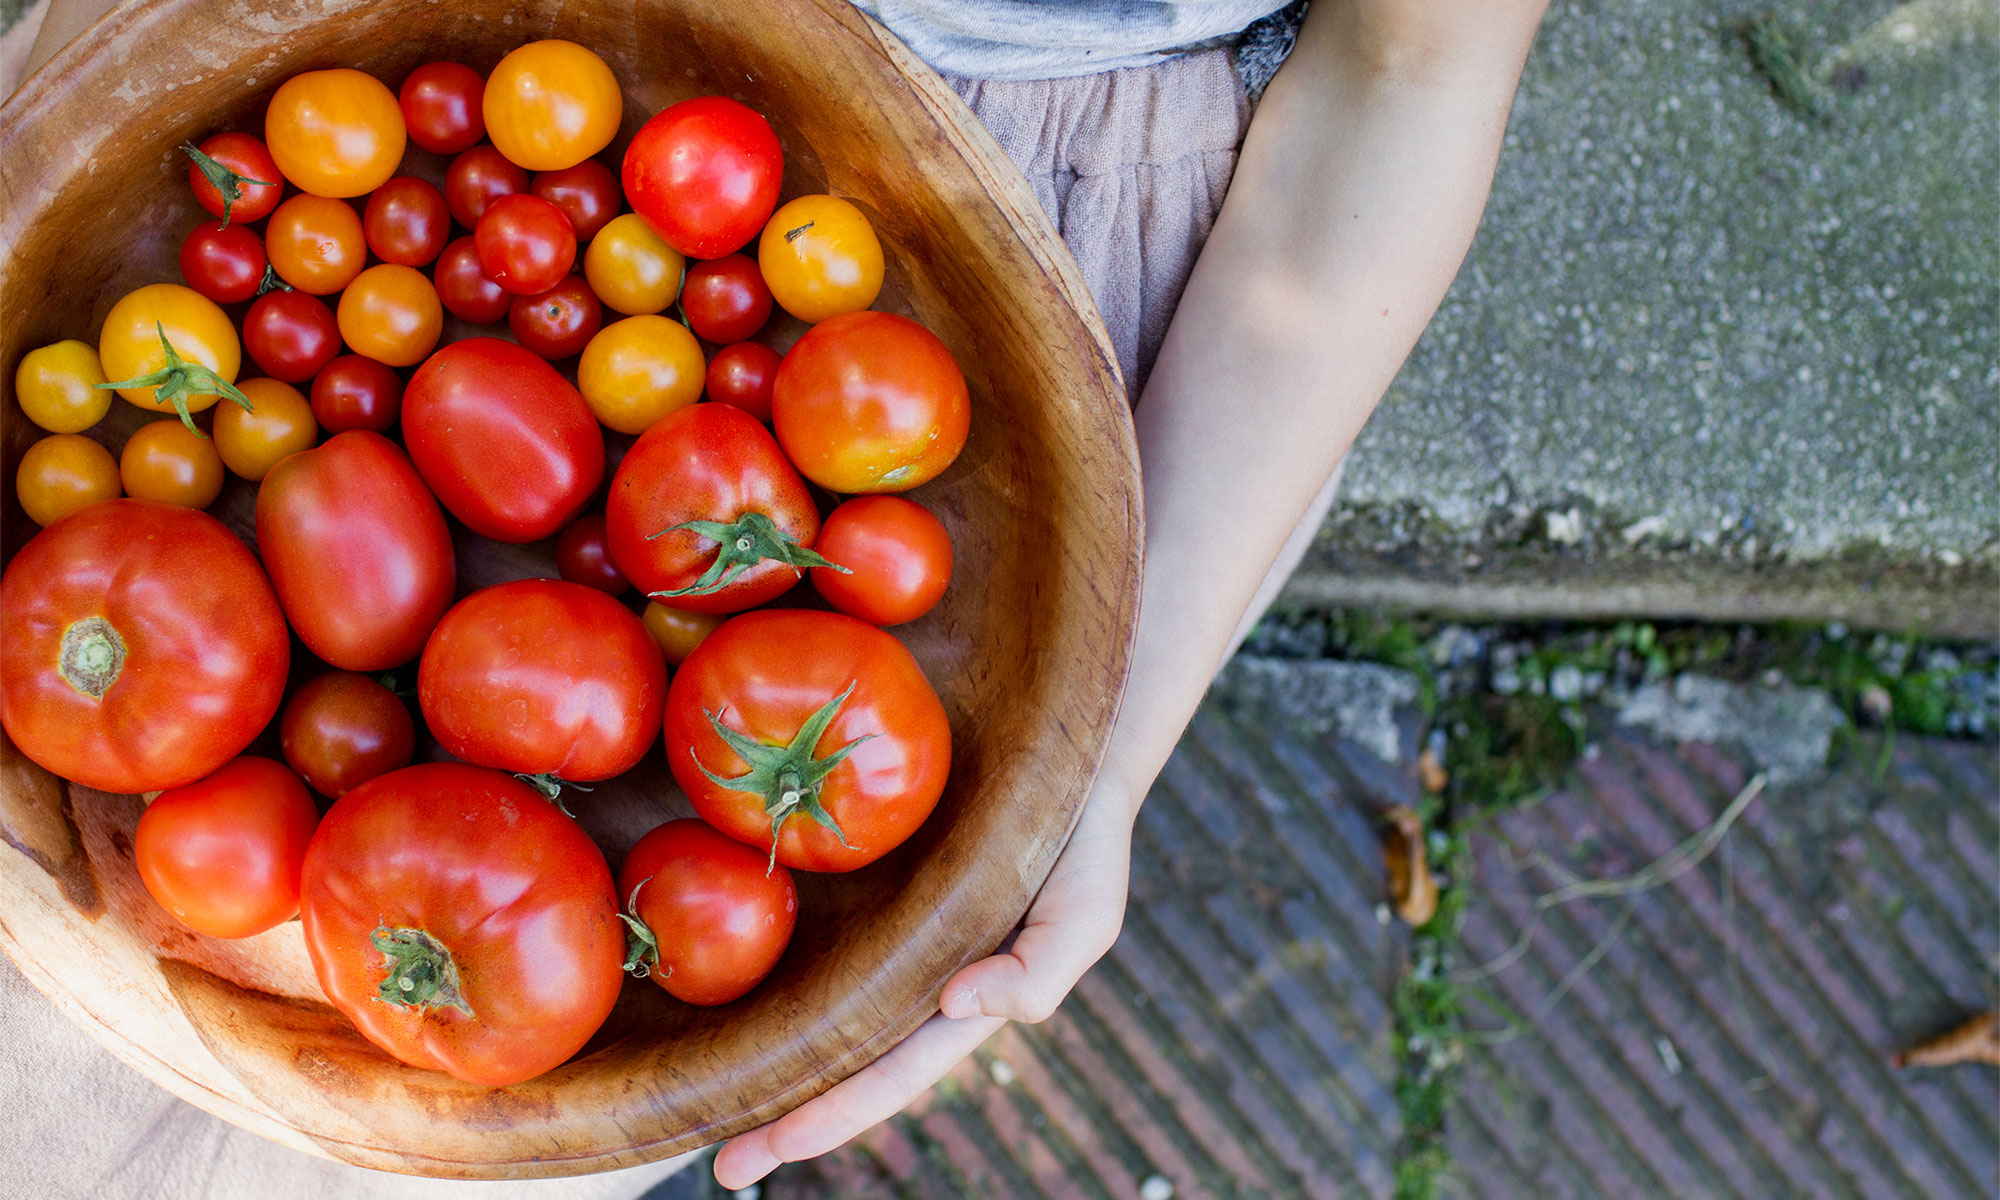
xmin=617 ymin=818 xmax=797 ymax=1006
xmin=665 ymin=609 xmax=950 ymax=872
xmin=621 ymin=97 xmax=783 ymax=259
xmin=403 ymin=338 xmax=604 ymax=542
xmin=300 ymin=763 xmax=624 ymax=1087
xmin=134 ymin=757 xmax=319 ymax=938
xmin=417 ymin=580 xmax=665 ymax=786
xmin=0 ymin=500 xmax=288 ymax=794
xmin=772 ymin=311 xmax=970 ymax=494
xmin=605 ymin=402 xmax=828 ymax=614
xmin=256 ymin=431 xmax=455 ymax=671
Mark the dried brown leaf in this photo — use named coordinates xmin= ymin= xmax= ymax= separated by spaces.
xmin=1382 ymin=805 xmax=1438 ymax=926
xmin=1418 ymin=746 xmax=1449 ymax=795
xmin=1893 ymin=1012 xmax=2000 ymax=1069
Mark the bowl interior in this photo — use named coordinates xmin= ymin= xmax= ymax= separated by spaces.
xmin=0 ymin=0 xmax=1137 ymax=1177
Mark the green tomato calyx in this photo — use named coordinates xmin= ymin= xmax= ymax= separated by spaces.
xmin=647 ymin=509 xmax=847 ymax=600
xmin=96 ymin=322 xmax=251 ymax=436
xmin=618 ymin=877 xmax=664 ymax=979
xmin=370 ymin=926 xmax=474 ymax=1017
xmin=181 ymin=141 xmax=275 ymax=229
xmin=691 ymin=683 xmax=871 ymax=874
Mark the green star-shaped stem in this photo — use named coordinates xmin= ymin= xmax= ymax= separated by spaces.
xmin=647 ymin=510 xmax=847 ymax=600
xmin=95 ymin=322 xmax=252 ymax=436
xmin=181 ymin=141 xmax=275 ymax=228
xmin=692 ymin=683 xmax=873 ymax=873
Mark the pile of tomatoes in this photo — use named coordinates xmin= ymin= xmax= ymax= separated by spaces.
xmin=0 ymin=41 xmax=971 ymax=1088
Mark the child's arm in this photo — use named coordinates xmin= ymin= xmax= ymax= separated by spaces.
xmin=713 ymin=0 xmax=1549 ymax=1187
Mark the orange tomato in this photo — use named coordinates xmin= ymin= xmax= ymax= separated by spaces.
xmin=16 ymin=340 xmax=111 ymax=433
xmin=576 ymin=315 xmax=703 ymax=434
xmin=336 ymin=265 xmax=444 ymax=367
xmin=265 ymin=68 xmax=407 ymax=198
xmin=214 ymin=379 xmax=317 ymax=481
xmin=16 ymin=434 xmax=119 ymax=526
xmin=482 ymin=41 xmax=622 ymax=172
xmin=641 ymin=601 xmax=725 ymax=666
xmin=582 ymin=213 xmax=684 ymax=316
xmin=97 ymin=284 xmax=242 ymax=425
xmin=121 ymin=419 xmax=225 ymax=509
xmin=758 ymin=195 xmax=884 ymax=323
xmin=266 ymin=195 xmax=368 ymax=295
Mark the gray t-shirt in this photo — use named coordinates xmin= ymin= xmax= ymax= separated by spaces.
xmin=850 ymin=0 xmax=1292 ymax=79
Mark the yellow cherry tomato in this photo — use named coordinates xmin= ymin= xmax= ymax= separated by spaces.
xmin=15 ymin=340 xmax=111 ymax=433
xmin=97 ymin=283 xmax=243 ymax=425
xmin=264 ymin=68 xmax=407 ymax=198
xmin=266 ymin=194 xmax=368 ymax=295
xmin=583 ymin=213 xmax=685 ymax=316
xmin=483 ymin=41 xmax=622 ymax=172
xmin=337 ymin=264 xmax=444 ymax=367
xmin=214 ymin=378 xmax=317 ymax=481
xmin=576 ymin=315 xmax=705 ymax=434
xmin=641 ymin=601 xmax=725 ymax=666
xmin=16 ymin=434 xmax=120 ymax=526
xmin=121 ymin=419 xmax=225 ymax=509
xmin=758 ymin=194 xmax=885 ymax=323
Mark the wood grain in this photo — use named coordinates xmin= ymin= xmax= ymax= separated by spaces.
xmin=0 ymin=0 xmax=1139 ymax=1178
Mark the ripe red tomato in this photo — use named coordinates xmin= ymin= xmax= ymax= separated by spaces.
xmin=445 ymin=144 xmax=529 ymax=229
xmin=555 ymin=512 xmax=629 ymax=595
xmin=666 ymin=609 xmax=950 ymax=872
xmin=256 ymin=431 xmax=455 ymax=671
xmin=475 ymin=194 xmax=576 ymax=295
xmin=243 ymin=289 xmax=341 ymax=383
xmin=433 ymin=236 xmax=511 ymax=324
xmin=531 ymin=160 xmax=620 ymax=242
xmin=605 ymin=402 xmax=825 ymax=614
xmin=135 ymin=757 xmax=319 ymax=939
xmin=811 ymin=496 xmax=953 ymax=626
xmin=508 ymin=275 xmax=602 ymax=360
xmin=622 ymin=97 xmax=783 ymax=259
xmin=705 ymin=341 xmax=780 ymax=423
xmin=418 ymin=580 xmax=665 ymax=786
xmin=402 ymin=338 xmax=604 ymax=542
xmin=179 ymin=221 xmax=267 ymax=304
xmin=310 ymin=354 xmax=404 ymax=433
xmin=680 ymin=254 xmax=772 ymax=343
xmin=773 ymin=311 xmax=970 ymax=494
xmin=0 ymin=499 xmax=289 ymax=794
xmin=363 ymin=177 xmax=450 ymax=267
xmin=185 ymin=133 xmax=283 ymax=226
xmin=398 ymin=62 xmax=486 ymax=155
xmin=617 ymin=819 xmax=797 ymax=1006
xmin=300 ymin=763 xmax=624 ymax=1087
xmin=281 ymin=671 xmax=415 ymax=798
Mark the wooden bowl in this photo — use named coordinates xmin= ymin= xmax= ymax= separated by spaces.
xmin=0 ymin=0 xmax=1138 ymax=1178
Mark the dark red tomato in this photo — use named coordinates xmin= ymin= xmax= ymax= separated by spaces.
xmin=363 ymin=177 xmax=451 ymax=267
xmin=531 ymin=160 xmax=620 ymax=243
xmin=310 ymin=354 xmax=404 ymax=433
xmin=300 ymin=763 xmax=624 ymax=1087
xmin=680 ymin=255 xmax=773 ymax=343
xmin=665 ymin=609 xmax=950 ymax=872
xmin=475 ymin=194 xmax=576 ymax=295
xmin=617 ymin=819 xmax=797 ymax=1006
xmin=444 ymin=144 xmax=529 ymax=229
xmin=403 ymin=338 xmax=604 ymax=542
xmin=622 ymin=97 xmax=782 ymax=259
xmin=0 ymin=500 xmax=289 ymax=795
xmin=179 ymin=221 xmax=267 ymax=304
xmin=705 ymin=341 xmax=780 ymax=423
xmin=772 ymin=310 xmax=970 ymax=494
xmin=605 ymin=402 xmax=823 ymax=614
xmin=811 ymin=495 xmax=953 ymax=626
xmin=418 ymin=580 xmax=665 ymax=783
xmin=135 ymin=756 xmax=319 ymax=939
xmin=399 ymin=62 xmax=486 ymax=155
xmin=555 ymin=512 xmax=629 ymax=595
xmin=256 ymin=431 xmax=455 ymax=670
xmin=185 ymin=132 xmax=283 ymax=226
xmin=244 ymin=289 xmax=342 ymax=383
xmin=280 ymin=671 xmax=416 ymax=798
xmin=508 ymin=275 xmax=602 ymax=360
xmin=433 ymin=236 xmax=511 ymax=324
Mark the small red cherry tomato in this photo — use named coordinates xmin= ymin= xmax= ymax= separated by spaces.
xmin=509 ymin=275 xmax=602 ymax=359
xmin=310 ymin=354 xmax=404 ymax=434
xmin=617 ymin=819 xmax=797 ymax=1006
xmin=622 ymin=97 xmax=783 ymax=259
xmin=399 ymin=62 xmax=486 ymax=155
xmin=810 ymin=495 xmax=953 ymax=626
xmin=135 ymin=756 xmax=319 ymax=939
xmin=531 ymin=160 xmax=620 ymax=243
xmin=244 ymin=289 xmax=342 ymax=383
xmin=363 ymin=177 xmax=451 ymax=267
xmin=555 ymin=512 xmax=629 ymax=595
xmin=179 ymin=220 xmax=267 ymax=304
xmin=680 ymin=254 xmax=773 ymax=344
xmin=281 ymin=671 xmax=415 ymax=798
xmin=476 ymin=194 xmax=576 ymax=295
xmin=705 ymin=341 xmax=780 ymax=423
xmin=185 ymin=133 xmax=283 ymax=226
xmin=434 ymin=236 xmax=511 ymax=324
xmin=445 ymin=144 xmax=529 ymax=229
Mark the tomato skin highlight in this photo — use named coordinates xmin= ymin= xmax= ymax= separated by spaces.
xmin=255 ymin=431 xmax=455 ymax=671
xmin=265 ymin=67 xmax=407 ymax=198
xmin=482 ymin=40 xmax=623 ymax=172
xmin=402 ymin=338 xmax=605 ymax=542
xmin=399 ymin=62 xmax=486 ymax=155
xmin=757 ymin=194 xmax=884 ymax=324
xmin=335 ymin=264 xmax=444 ymax=368
xmin=135 ymin=757 xmax=319 ymax=939
xmin=622 ymin=96 xmax=783 ymax=259
xmin=773 ymin=311 xmax=970 ymax=494
xmin=811 ymin=496 xmax=953 ymax=626
xmin=476 ymin=193 xmax=577 ymax=295
xmin=16 ymin=340 xmax=111 ymax=434
xmin=665 ymin=609 xmax=950 ymax=873
xmin=363 ymin=176 xmax=451 ymax=267
xmin=618 ymin=819 xmax=797 ymax=1006
xmin=120 ymin=419 xmax=224 ymax=510
xmin=281 ymin=671 xmax=415 ymax=798
xmin=0 ymin=499 xmax=289 ymax=794
xmin=300 ymin=763 xmax=624 ymax=1087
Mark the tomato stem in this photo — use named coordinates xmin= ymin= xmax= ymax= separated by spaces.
xmin=58 ymin=616 xmax=126 ymax=700
xmin=647 ymin=510 xmax=847 ymax=600
xmin=617 ymin=877 xmax=664 ymax=978
xmin=691 ymin=683 xmax=869 ymax=874
xmin=255 ymin=262 xmax=291 ymax=296
xmin=512 ymin=772 xmax=588 ymax=817
xmin=370 ymin=926 xmax=474 ymax=1017
xmin=181 ymin=141 xmax=274 ymax=229
xmin=95 ymin=322 xmax=252 ymax=436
